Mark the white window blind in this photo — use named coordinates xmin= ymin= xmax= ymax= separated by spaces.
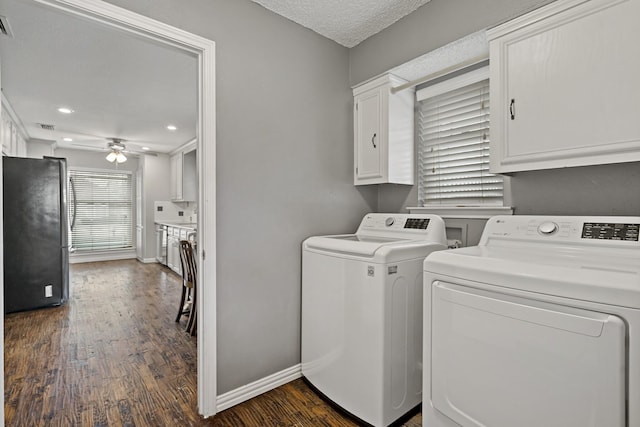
xmin=417 ymin=67 xmax=503 ymax=206
xmin=69 ymin=169 xmax=133 ymax=251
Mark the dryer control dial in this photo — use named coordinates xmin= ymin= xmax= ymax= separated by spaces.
xmin=538 ymin=222 xmax=559 ymax=235
xmin=385 ymin=217 xmax=395 ymax=227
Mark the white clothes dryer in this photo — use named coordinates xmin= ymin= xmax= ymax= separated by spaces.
xmin=423 ymin=215 xmax=640 ymax=427
xmin=302 ymin=213 xmax=447 ymax=427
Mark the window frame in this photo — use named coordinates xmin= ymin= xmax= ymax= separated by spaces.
xmin=69 ymin=167 xmax=135 ymax=252
xmin=416 ymin=65 xmax=505 ymax=208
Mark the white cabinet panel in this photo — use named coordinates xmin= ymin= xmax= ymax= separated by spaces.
xmin=353 ymin=74 xmax=414 ymax=185
xmin=489 ymin=0 xmax=640 ymax=173
xmin=170 ymin=153 xmax=183 ymax=202
xmin=170 ymin=146 xmax=197 ymax=202
xmin=355 ymin=90 xmax=382 ymax=180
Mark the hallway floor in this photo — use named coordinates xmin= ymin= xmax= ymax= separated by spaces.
xmin=4 ymin=260 xmax=421 ymax=426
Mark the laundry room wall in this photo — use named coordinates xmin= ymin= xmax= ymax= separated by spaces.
xmin=102 ymin=0 xmax=377 ymax=395
xmin=509 ymin=163 xmax=640 ymax=216
xmin=348 ymin=0 xmax=557 ymax=87
xmin=350 ymin=0 xmax=640 ymax=236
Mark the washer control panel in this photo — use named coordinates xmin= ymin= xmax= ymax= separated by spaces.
xmin=582 ymin=222 xmax=639 ymax=241
xmin=481 ymin=216 xmax=640 ymax=245
xmin=356 ymin=213 xmax=446 ymax=241
xmin=404 ymin=218 xmax=430 ymax=229
xmin=361 ymin=214 xmax=433 ymax=230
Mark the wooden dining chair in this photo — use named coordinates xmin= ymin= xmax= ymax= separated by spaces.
xmin=176 ymin=239 xmax=197 ymax=335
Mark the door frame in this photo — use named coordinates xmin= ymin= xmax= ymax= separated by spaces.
xmin=2 ymin=0 xmax=218 ymax=420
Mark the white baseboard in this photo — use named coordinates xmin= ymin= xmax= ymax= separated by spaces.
xmin=216 ymin=364 xmax=302 ymax=412
xmin=137 ymin=257 xmax=158 ymax=264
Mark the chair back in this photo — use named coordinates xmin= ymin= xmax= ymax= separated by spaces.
xmin=178 ymin=240 xmax=197 ymax=287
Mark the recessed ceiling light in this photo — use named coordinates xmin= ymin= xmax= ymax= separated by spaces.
xmin=57 ymin=107 xmax=74 ymax=114
xmin=167 ymin=125 xmax=177 ymax=131
xmin=63 ymin=137 xmax=73 ymax=142
xmin=142 ymin=147 xmax=150 ymax=151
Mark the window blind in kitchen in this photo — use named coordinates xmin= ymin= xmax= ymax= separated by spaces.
xmin=69 ymin=169 xmax=133 ymax=251
xmin=416 ymin=66 xmax=503 ymax=206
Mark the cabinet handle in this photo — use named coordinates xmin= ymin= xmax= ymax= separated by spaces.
xmin=509 ymin=99 xmax=516 ymax=120
xmin=371 ymin=133 xmax=377 ymax=148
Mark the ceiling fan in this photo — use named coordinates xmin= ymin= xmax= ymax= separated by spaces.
xmin=70 ymin=136 xmax=159 ymax=157
xmin=106 ymin=138 xmax=128 ymax=163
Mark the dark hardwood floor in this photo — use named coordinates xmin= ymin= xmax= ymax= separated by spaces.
xmin=4 ymin=260 xmax=421 ymax=426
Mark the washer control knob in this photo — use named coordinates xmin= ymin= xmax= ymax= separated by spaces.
xmin=538 ymin=222 xmax=558 ymax=235
xmin=385 ymin=217 xmax=395 ymax=227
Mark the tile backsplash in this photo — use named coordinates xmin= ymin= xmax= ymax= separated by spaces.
xmin=154 ymin=201 xmax=197 ymax=223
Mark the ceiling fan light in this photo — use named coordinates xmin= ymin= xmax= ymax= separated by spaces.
xmin=116 ymin=152 xmax=127 ymax=163
xmin=106 ymin=151 xmax=118 ymax=162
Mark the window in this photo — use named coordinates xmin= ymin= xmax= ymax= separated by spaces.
xmin=417 ymin=66 xmax=503 ymax=206
xmin=69 ymin=169 xmax=133 ymax=251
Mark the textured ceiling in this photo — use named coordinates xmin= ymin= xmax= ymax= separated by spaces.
xmin=251 ymin=0 xmax=431 ymax=48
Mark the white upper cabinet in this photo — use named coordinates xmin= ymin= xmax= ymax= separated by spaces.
xmin=488 ymin=0 xmax=640 ymax=173
xmin=1 ymin=99 xmax=27 ymax=157
xmin=170 ymin=141 xmax=197 ymax=203
xmin=353 ymin=74 xmax=414 ymax=185
xmin=170 ymin=152 xmax=183 ymax=201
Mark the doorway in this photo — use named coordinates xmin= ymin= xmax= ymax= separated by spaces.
xmin=0 ymin=0 xmax=217 ymax=420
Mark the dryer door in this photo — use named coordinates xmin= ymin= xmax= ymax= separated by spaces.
xmin=430 ymin=281 xmax=626 ymax=427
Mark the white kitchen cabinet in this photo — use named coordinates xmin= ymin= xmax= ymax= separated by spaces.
xmin=488 ymin=0 xmax=640 ymax=173
xmin=1 ymin=114 xmax=25 ymax=157
xmin=166 ymin=227 xmax=180 ymax=273
xmin=170 ymin=146 xmax=197 ymax=202
xmin=352 ymin=73 xmax=414 ymax=185
xmin=182 ymin=149 xmax=197 ymax=201
xmin=170 ymin=153 xmax=183 ymax=201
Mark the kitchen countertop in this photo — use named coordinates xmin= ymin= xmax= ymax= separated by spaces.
xmin=155 ymin=221 xmax=197 ymax=231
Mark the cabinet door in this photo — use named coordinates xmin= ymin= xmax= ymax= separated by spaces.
xmin=166 ymin=233 xmax=175 ymax=270
xmin=170 ymin=153 xmax=183 ymax=201
xmin=355 ymin=90 xmax=383 ymax=182
xmin=490 ymin=0 xmax=640 ymax=172
xmin=172 ymin=239 xmax=181 ymax=274
xmin=181 ymin=149 xmax=197 ymax=202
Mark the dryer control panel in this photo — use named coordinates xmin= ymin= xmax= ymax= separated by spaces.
xmin=480 ymin=215 xmax=640 ymax=246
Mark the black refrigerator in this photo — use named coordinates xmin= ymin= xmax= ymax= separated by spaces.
xmin=3 ymin=156 xmax=70 ymax=313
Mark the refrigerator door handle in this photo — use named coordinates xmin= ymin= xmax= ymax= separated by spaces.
xmin=69 ymin=176 xmax=77 ymax=231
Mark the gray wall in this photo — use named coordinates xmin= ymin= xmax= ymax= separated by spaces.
xmin=139 ymin=154 xmax=172 ymax=261
xmin=26 ymin=139 xmax=55 ymax=158
xmin=102 ymin=0 xmax=377 ymax=394
xmin=349 ymin=0 xmax=556 ymax=86
xmin=510 ymin=163 xmax=640 ymax=216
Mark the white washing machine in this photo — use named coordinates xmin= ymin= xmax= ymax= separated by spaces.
xmin=302 ymin=213 xmax=447 ymax=427
xmin=422 ymin=215 xmax=640 ymax=427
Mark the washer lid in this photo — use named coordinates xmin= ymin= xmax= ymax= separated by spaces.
xmin=304 ymin=234 xmax=412 ymax=257
xmin=424 ymin=246 xmax=640 ymax=309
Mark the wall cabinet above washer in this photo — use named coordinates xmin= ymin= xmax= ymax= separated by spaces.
xmin=352 ymin=74 xmax=414 ymax=185
xmin=488 ymin=0 xmax=640 ymax=173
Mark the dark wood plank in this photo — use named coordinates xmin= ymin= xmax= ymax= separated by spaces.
xmin=5 ymin=259 xmax=421 ymax=426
